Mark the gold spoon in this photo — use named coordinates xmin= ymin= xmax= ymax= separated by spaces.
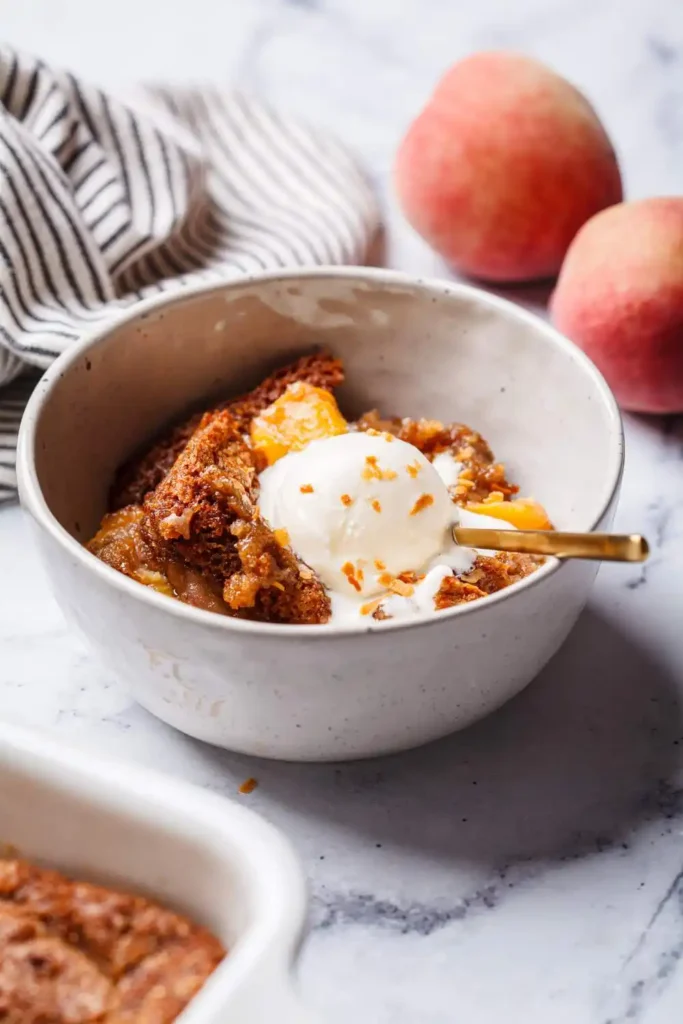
xmin=452 ymin=527 xmax=649 ymax=563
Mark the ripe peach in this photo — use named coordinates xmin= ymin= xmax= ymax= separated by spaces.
xmin=395 ymin=52 xmax=622 ymax=282
xmin=551 ymin=198 xmax=683 ymax=414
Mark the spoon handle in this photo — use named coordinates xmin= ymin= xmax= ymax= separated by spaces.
xmin=452 ymin=527 xmax=649 ymax=563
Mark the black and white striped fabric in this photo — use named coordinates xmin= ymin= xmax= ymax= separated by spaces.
xmin=0 ymin=46 xmax=378 ymax=504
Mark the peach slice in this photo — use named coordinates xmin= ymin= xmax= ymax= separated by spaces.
xmin=466 ymin=497 xmax=553 ymax=531
xmin=250 ymin=382 xmax=347 ymax=464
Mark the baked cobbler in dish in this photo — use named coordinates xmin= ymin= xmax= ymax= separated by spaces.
xmin=0 ymin=858 xmax=224 ymax=1023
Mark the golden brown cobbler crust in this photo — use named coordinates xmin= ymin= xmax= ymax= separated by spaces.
xmin=0 ymin=858 xmax=224 ymax=1024
xmin=92 ymin=408 xmax=330 ymax=624
xmin=112 ymin=353 xmax=344 ymax=509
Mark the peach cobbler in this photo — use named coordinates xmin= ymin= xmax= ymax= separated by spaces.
xmin=88 ymin=353 xmax=551 ymax=626
xmin=0 ymin=857 xmax=224 ymax=1023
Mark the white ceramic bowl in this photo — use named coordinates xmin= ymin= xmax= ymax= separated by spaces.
xmin=17 ymin=269 xmax=624 ymax=761
xmin=0 ymin=721 xmax=316 ymax=1022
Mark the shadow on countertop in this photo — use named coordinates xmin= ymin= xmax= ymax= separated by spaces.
xmin=189 ymin=603 xmax=683 ymax=871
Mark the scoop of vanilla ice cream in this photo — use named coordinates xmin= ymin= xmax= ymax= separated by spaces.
xmin=258 ymin=431 xmax=454 ymax=597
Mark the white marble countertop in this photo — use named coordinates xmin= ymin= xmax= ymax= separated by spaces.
xmin=3 ymin=1 xmax=683 ymax=1020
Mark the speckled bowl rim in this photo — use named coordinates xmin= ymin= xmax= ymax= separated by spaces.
xmin=17 ymin=267 xmax=625 ymax=640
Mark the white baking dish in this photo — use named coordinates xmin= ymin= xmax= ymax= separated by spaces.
xmin=0 ymin=722 xmax=317 ymax=1023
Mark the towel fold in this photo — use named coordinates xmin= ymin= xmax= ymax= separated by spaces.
xmin=0 ymin=46 xmax=378 ymax=503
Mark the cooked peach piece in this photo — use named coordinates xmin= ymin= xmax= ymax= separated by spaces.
xmin=466 ymin=497 xmax=552 ymax=530
xmin=250 ymin=381 xmax=347 ymax=464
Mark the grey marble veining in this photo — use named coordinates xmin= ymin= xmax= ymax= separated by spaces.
xmin=2 ymin=0 xmax=683 ymax=1020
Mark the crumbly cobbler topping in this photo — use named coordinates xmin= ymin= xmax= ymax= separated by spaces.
xmin=0 ymin=858 xmax=224 ymax=1024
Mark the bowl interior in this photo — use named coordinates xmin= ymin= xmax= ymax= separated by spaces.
xmin=27 ymin=271 xmax=621 ymax=544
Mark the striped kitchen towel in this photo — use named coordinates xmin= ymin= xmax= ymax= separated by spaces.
xmin=0 ymin=46 xmax=379 ymax=504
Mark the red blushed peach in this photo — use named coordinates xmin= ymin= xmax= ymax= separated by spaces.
xmin=395 ymin=52 xmax=622 ymax=282
xmin=551 ymin=198 xmax=683 ymax=414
